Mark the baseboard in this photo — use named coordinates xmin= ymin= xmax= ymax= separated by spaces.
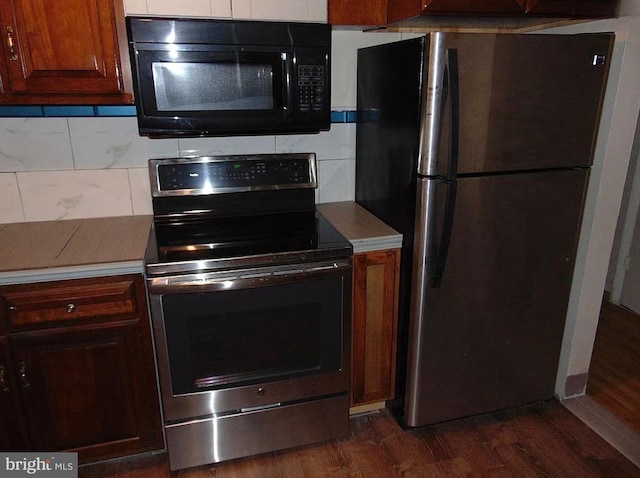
xmin=561 ymin=395 xmax=640 ymax=468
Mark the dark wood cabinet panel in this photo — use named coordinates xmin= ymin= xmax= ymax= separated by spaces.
xmin=0 ymin=0 xmax=132 ymax=104
xmin=0 ymin=274 xmax=163 ymax=463
xmin=330 ymin=0 xmax=616 ymax=26
xmin=2 ymin=276 xmax=139 ymax=329
xmin=329 ymin=0 xmax=388 ymax=26
xmin=11 ymin=322 xmax=161 ymax=462
xmin=0 ymin=336 xmax=27 ymax=451
xmin=524 ymin=0 xmax=617 ymax=16
xmin=387 ymin=0 xmax=526 ymax=23
xmin=351 ymin=250 xmax=400 ymax=406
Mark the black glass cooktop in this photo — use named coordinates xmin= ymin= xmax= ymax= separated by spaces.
xmin=145 ymin=211 xmax=352 ymax=274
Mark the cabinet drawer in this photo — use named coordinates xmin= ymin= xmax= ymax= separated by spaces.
xmin=1 ymin=276 xmax=141 ymax=329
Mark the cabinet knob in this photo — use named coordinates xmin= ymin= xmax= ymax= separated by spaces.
xmin=8 ymin=305 xmax=17 ymax=312
xmin=66 ymin=303 xmax=76 ymax=313
xmin=6 ymin=26 xmax=18 ymax=61
xmin=0 ymin=366 xmax=9 ymax=393
xmin=19 ymin=362 xmax=30 ymax=389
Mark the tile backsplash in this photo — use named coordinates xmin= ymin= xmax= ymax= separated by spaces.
xmin=0 ymin=30 xmax=401 ymax=224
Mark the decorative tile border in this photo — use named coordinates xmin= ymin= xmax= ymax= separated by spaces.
xmin=0 ymin=106 xmax=358 ymax=122
xmin=0 ymin=105 xmax=137 ymax=117
xmin=330 ymin=110 xmax=357 ymax=123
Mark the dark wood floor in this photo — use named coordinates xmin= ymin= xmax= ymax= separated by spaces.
xmin=587 ymin=301 xmax=640 ymax=434
xmin=80 ymin=400 xmax=639 ymax=477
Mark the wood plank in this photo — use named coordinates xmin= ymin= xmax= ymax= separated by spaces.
xmin=78 ymin=402 xmax=639 ymax=477
xmin=0 ymin=220 xmax=81 ymax=271
xmin=53 ymin=216 xmax=152 ymax=267
xmin=587 ymin=301 xmax=640 ymax=435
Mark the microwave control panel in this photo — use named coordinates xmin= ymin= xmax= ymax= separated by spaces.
xmin=298 ymin=65 xmax=325 ymax=113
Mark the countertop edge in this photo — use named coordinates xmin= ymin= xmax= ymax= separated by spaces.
xmin=0 ymin=260 xmax=144 ymax=285
xmin=351 ymin=235 xmax=403 ymax=254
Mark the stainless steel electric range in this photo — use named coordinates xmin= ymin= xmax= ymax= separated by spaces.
xmin=143 ymin=153 xmax=352 ymax=471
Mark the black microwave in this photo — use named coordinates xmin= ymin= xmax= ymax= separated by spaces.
xmin=126 ymin=17 xmax=331 ymax=137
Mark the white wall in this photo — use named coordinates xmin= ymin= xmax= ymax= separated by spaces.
xmin=124 ymin=0 xmax=327 ymax=21
xmin=546 ymin=10 xmax=640 ymax=397
xmin=0 ymin=117 xmax=360 ymax=222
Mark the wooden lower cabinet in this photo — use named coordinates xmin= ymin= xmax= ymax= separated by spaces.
xmin=0 ymin=336 xmax=27 ymax=451
xmin=0 ymin=274 xmax=163 ymax=462
xmin=351 ymin=249 xmax=400 ymax=407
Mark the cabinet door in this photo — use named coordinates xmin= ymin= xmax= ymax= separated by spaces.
xmin=0 ymin=0 xmax=132 ymax=104
xmin=351 ymin=250 xmax=400 ymax=406
xmin=0 ymin=336 xmax=27 ymax=451
xmin=387 ymin=0 xmax=526 ymax=23
xmin=10 ymin=322 xmax=162 ymax=462
xmin=524 ymin=0 xmax=617 ymax=16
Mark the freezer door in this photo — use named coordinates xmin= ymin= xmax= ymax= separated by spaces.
xmin=445 ymin=32 xmax=613 ymax=173
xmin=404 ymin=168 xmax=589 ymax=427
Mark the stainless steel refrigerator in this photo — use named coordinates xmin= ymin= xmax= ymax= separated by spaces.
xmin=355 ymin=32 xmax=613 ymax=427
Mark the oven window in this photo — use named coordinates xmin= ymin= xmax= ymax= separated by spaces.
xmin=161 ymin=277 xmax=344 ymax=395
xmin=152 ymin=62 xmax=274 ymax=112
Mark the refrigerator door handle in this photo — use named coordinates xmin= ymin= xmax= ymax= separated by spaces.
xmin=411 ymin=176 xmax=456 ymax=297
xmin=417 ymin=32 xmax=460 ymax=178
xmin=430 ymin=180 xmax=456 ymax=288
xmin=417 ymin=32 xmax=446 ymax=177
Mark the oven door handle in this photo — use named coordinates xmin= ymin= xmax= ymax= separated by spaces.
xmin=146 ymin=260 xmax=352 ymax=293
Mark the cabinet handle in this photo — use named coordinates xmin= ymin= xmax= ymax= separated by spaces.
xmin=0 ymin=366 xmax=9 ymax=393
xmin=19 ymin=362 xmax=30 ymax=389
xmin=6 ymin=26 xmax=18 ymax=61
xmin=66 ymin=303 xmax=76 ymax=313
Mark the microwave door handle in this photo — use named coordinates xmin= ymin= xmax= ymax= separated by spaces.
xmin=282 ymin=52 xmax=294 ymax=116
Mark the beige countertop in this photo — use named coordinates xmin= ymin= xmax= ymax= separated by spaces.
xmin=0 ymin=216 xmax=152 ymax=284
xmin=317 ymin=201 xmax=402 ymax=253
xmin=0 ymin=203 xmax=400 ymax=284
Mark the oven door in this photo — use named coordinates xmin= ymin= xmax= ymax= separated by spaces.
xmin=147 ymin=260 xmax=351 ymax=422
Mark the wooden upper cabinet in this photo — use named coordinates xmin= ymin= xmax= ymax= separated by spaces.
xmin=330 ymin=0 xmax=617 ymax=26
xmin=388 ymin=0 xmax=526 ymax=23
xmin=329 ymin=0 xmax=388 ymax=26
xmin=524 ymin=0 xmax=618 ymax=16
xmin=0 ymin=0 xmax=132 ymax=104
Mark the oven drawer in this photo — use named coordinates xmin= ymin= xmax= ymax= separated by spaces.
xmin=1 ymin=276 xmax=142 ymax=330
xmin=165 ymin=393 xmax=349 ymax=470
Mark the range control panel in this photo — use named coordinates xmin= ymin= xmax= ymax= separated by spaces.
xmin=152 ymin=154 xmax=317 ymax=196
